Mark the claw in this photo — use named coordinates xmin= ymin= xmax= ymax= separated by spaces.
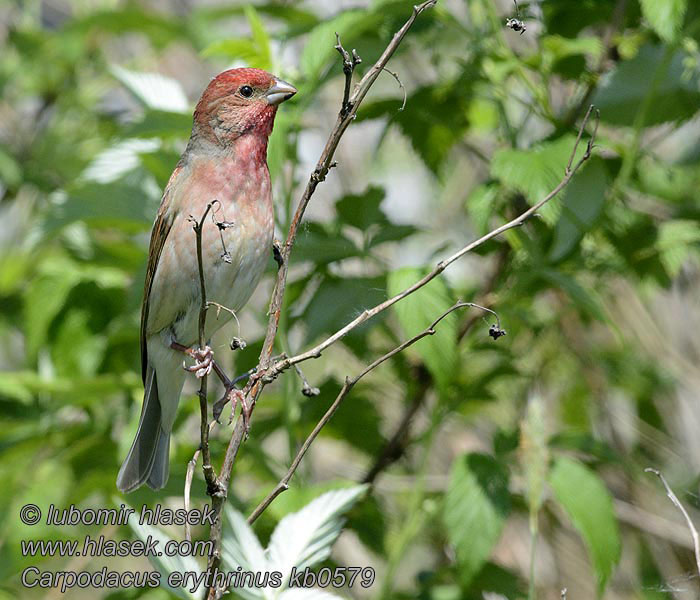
xmin=183 ymin=345 xmax=213 ymax=378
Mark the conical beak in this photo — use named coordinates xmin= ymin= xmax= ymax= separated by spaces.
xmin=266 ymin=78 xmax=297 ymax=105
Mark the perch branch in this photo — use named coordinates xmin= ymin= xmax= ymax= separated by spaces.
xmin=202 ymin=4 xmax=439 ymax=598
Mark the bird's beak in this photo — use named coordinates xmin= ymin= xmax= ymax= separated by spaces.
xmin=266 ymin=78 xmax=297 ymax=105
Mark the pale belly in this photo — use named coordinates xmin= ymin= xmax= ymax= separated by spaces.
xmin=147 ymin=189 xmax=274 ymax=348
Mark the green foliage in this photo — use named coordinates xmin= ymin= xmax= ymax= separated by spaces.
xmin=443 ymin=454 xmax=510 ymax=585
xmin=2 ymin=0 xmax=700 ymax=598
xmin=549 ymin=457 xmax=622 ymax=593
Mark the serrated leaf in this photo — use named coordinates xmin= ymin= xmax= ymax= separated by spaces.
xmin=126 ymin=506 xmax=200 ymax=600
xmin=111 ymin=65 xmax=188 ymax=113
xmin=549 ymin=157 xmax=609 ymax=262
xmin=220 ymin=505 xmax=269 ymax=600
xmin=593 ymin=44 xmax=700 ymax=126
xmin=267 ymin=486 xmax=368 ymax=591
xmin=491 ymin=135 xmax=580 ymax=224
xmin=387 ymin=268 xmax=458 ymax=389
xmin=639 ymin=0 xmax=687 ymax=43
xmin=443 ymin=454 xmax=510 ymax=585
xmin=549 ymin=457 xmax=621 ymax=593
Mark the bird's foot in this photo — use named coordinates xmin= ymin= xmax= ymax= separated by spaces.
xmin=213 ymin=385 xmax=252 ymax=435
xmin=172 ymin=342 xmax=214 ymax=378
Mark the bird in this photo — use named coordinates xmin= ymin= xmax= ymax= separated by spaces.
xmin=117 ymin=68 xmax=297 ymax=493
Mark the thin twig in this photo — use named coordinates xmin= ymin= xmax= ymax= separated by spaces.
xmin=188 ymin=203 xmax=219 ymax=494
xmin=382 ymin=67 xmax=407 ymax=111
xmin=247 ymin=301 xmax=494 ymax=523
xmin=645 ymin=467 xmax=700 ymax=578
xmin=267 ymin=106 xmax=599 ymax=376
xmin=184 ymin=449 xmax=200 ymax=542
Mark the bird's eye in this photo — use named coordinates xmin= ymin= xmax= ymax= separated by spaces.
xmin=239 ymin=85 xmax=254 ymax=98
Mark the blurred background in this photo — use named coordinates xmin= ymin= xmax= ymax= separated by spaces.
xmin=2 ymin=0 xmax=700 ymax=598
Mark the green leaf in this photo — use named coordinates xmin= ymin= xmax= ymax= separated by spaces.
xmin=656 ymin=219 xmax=700 ymax=277
xmin=443 ymin=454 xmax=510 ymax=584
xmin=293 ymin=223 xmax=359 ymax=265
xmin=300 ymin=10 xmax=382 ymax=79
xmin=358 ymin=73 xmax=476 ymax=174
xmin=639 ymin=0 xmax=687 ymax=43
xmin=549 ymin=457 xmax=621 ymax=593
xmin=387 ymin=268 xmax=458 ymax=389
xmin=201 ymin=6 xmax=271 ymax=68
xmin=466 ymin=184 xmax=499 ymax=236
xmin=491 ymin=135 xmax=580 ymax=224
xmin=593 ymin=44 xmax=700 ymax=126
xmin=549 ymin=157 xmax=609 ymax=262
xmin=336 ymin=186 xmax=386 ymax=231
xmin=300 ymin=275 xmax=386 ymax=342
xmin=245 ymin=5 xmax=272 ymax=70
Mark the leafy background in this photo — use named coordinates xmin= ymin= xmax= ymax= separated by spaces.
xmin=2 ymin=0 xmax=700 ymax=598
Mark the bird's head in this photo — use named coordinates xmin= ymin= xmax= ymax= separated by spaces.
xmin=193 ymin=68 xmax=296 ymax=145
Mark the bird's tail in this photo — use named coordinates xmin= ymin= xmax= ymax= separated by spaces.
xmin=116 ymin=366 xmax=170 ymax=492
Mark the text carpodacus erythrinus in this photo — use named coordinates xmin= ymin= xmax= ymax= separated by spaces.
xmin=117 ymin=68 xmax=296 ymax=492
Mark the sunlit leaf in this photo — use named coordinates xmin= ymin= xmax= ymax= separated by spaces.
xmin=111 ymin=65 xmax=189 ymax=113
xmin=549 ymin=456 xmax=621 ymax=593
xmin=443 ymin=454 xmax=510 ymax=584
xmin=639 ymin=0 xmax=687 ymax=43
xmin=267 ymin=485 xmax=368 ymax=591
xmin=387 ymin=268 xmax=458 ymax=390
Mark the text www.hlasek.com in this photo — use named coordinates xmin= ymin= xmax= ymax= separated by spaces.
xmin=19 ymin=503 xmax=375 ymax=593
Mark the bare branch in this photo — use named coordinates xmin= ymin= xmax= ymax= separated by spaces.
xmin=646 ymin=467 xmax=700 ymax=578
xmin=247 ymin=301 xmax=497 ymax=523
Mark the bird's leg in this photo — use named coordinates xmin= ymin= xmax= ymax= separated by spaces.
xmin=170 ymin=341 xmax=214 ymax=379
xmin=212 ymin=367 xmax=257 ymax=426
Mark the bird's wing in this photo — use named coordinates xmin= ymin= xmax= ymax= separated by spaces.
xmin=140 ymin=166 xmax=182 ymax=383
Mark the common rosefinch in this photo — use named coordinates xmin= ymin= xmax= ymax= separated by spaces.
xmin=117 ymin=68 xmax=296 ymax=492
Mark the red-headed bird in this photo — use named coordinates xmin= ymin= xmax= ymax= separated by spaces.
xmin=117 ymin=68 xmax=296 ymax=492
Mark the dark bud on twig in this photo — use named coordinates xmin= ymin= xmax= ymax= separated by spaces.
xmin=506 ymin=0 xmax=526 ymax=35
xmin=230 ymin=337 xmax=247 ymax=351
xmin=489 ymin=324 xmax=507 ymax=340
xmin=505 ymin=17 xmax=526 ymax=35
xmin=273 ymin=239 xmax=284 ymax=268
xmin=302 ymin=384 xmax=321 ymax=397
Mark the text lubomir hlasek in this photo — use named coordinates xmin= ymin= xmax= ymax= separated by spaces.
xmin=44 ymin=504 xmax=216 ymax=527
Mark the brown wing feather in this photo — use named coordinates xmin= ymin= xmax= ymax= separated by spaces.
xmin=140 ymin=166 xmax=182 ymax=382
